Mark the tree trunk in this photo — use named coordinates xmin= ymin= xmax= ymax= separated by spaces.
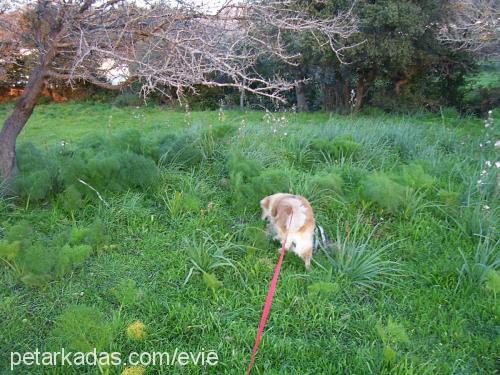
xmin=295 ymin=82 xmax=308 ymax=112
xmin=239 ymin=88 xmax=245 ymax=109
xmin=354 ymin=71 xmax=375 ymax=113
xmin=0 ymin=65 xmax=47 ymax=182
xmin=322 ymin=83 xmax=335 ymax=111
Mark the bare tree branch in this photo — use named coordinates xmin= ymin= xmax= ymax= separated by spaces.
xmin=438 ymin=0 xmax=499 ymax=58
xmin=0 ymin=0 xmax=360 ymax=101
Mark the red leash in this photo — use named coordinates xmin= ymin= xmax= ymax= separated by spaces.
xmin=246 ymin=213 xmax=293 ymax=375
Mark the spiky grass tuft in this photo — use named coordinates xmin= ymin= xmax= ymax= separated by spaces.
xmin=320 ymin=217 xmax=403 ymax=289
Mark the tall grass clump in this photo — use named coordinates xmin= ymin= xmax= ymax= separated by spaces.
xmin=307 ymin=170 xmax=344 ymax=195
xmin=309 ymin=135 xmax=361 ymax=163
xmin=159 ymin=133 xmax=204 ymax=168
xmin=320 ymin=218 xmax=402 ymax=289
xmin=183 ymin=232 xmax=242 ymax=288
xmin=458 ymin=236 xmax=499 ymax=288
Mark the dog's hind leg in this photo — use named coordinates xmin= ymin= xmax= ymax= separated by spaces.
xmin=294 ymin=240 xmax=312 ymax=271
xmin=301 ymin=248 xmax=312 ymax=271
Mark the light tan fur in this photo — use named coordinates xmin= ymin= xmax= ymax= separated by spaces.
xmin=260 ymin=193 xmax=315 ymax=270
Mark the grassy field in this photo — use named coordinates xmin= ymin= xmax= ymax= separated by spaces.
xmin=0 ymin=102 xmax=498 ymax=374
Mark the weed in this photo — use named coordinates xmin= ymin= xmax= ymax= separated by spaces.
xmin=319 ymin=217 xmax=403 ymax=289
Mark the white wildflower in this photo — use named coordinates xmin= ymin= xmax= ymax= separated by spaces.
xmin=496 ymin=162 xmax=500 ymax=168
xmin=485 ymin=160 xmax=492 ymax=168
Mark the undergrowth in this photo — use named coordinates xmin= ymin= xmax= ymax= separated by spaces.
xmin=0 ymin=104 xmax=497 ymax=374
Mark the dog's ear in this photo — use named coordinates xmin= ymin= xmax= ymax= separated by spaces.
xmin=260 ymin=197 xmax=270 ymax=210
xmin=260 ymin=197 xmax=271 ymax=220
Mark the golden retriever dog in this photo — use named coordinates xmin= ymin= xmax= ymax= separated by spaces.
xmin=260 ymin=193 xmax=315 ymax=270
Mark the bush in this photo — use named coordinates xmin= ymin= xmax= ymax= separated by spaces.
xmin=308 ymin=171 xmax=344 ymax=195
xmin=362 ymin=172 xmax=410 ymax=213
xmin=397 ymin=163 xmax=434 ymax=190
xmin=227 ymin=152 xmax=289 ymax=208
xmin=0 ymin=221 xmax=106 ymax=286
xmin=59 ymin=185 xmax=85 ymax=214
xmin=14 ymin=143 xmax=59 ymax=201
xmin=159 ymin=134 xmax=204 ymax=168
xmin=60 ymin=150 xmax=159 ymax=194
xmin=50 ymin=305 xmax=116 ymax=352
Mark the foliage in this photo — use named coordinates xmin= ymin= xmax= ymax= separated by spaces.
xmin=459 ymin=237 xmax=499 ymax=287
xmin=159 ymin=133 xmax=204 ymax=168
xmin=0 ymin=105 xmax=497 ymax=373
xmin=50 ymin=305 xmax=116 ymax=352
xmin=310 ymin=135 xmax=361 ymax=161
xmin=111 ymin=279 xmax=143 ymax=307
xmin=320 ymin=218 xmax=402 ymax=289
xmin=0 ymin=220 xmax=106 ymax=286
xmin=362 ymin=172 xmax=410 ymax=213
xmin=308 ymin=171 xmax=344 ymax=195
xmin=460 ymin=61 xmax=500 ymax=114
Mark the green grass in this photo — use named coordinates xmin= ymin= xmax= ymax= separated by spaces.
xmin=0 ymin=102 xmax=498 ymax=374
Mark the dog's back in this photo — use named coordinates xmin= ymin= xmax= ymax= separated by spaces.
xmin=260 ymin=193 xmax=316 ymax=270
xmin=270 ymin=194 xmax=314 ymax=233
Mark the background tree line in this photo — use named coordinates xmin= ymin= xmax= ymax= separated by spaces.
xmin=1 ymin=0 xmax=497 ymax=115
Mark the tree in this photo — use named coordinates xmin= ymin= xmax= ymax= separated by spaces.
xmin=0 ymin=0 xmax=358 ymax=183
xmin=278 ymin=0 xmax=479 ymax=113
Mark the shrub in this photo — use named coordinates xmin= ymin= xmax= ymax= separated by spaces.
xmin=362 ymin=172 xmax=410 ymax=213
xmin=53 ymin=244 xmax=93 ymax=278
xmin=50 ymin=305 xmax=116 ymax=352
xmin=437 ymin=190 xmax=461 ymax=207
xmin=110 ymin=129 xmax=145 ymax=155
xmin=251 ymin=168 xmax=289 ymax=198
xmin=228 ymin=153 xmax=289 ymax=209
xmin=308 ymin=171 xmax=344 ymax=195
xmin=340 ymin=165 xmax=368 ymax=188
xmin=69 ymin=219 xmax=107 ymax=250
xmin=111 ymin=279 xmax=143 ymax=307
xmin=0 ymin=221 xmax=105 ymax=286
xmin=14 ymin=143 xmax=59 ymax=201
xmin=59 ymin=185 xmax=85 ymax=214
xmin=159 ymin=134 xmax=204 ymax=168
xmin=117 ymin=152 xmax=159 ymax=189
xmin=398 ymin=163 xmax=435 ymax=190
xmin=61 ymin=150 xmax=159 ymax=194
